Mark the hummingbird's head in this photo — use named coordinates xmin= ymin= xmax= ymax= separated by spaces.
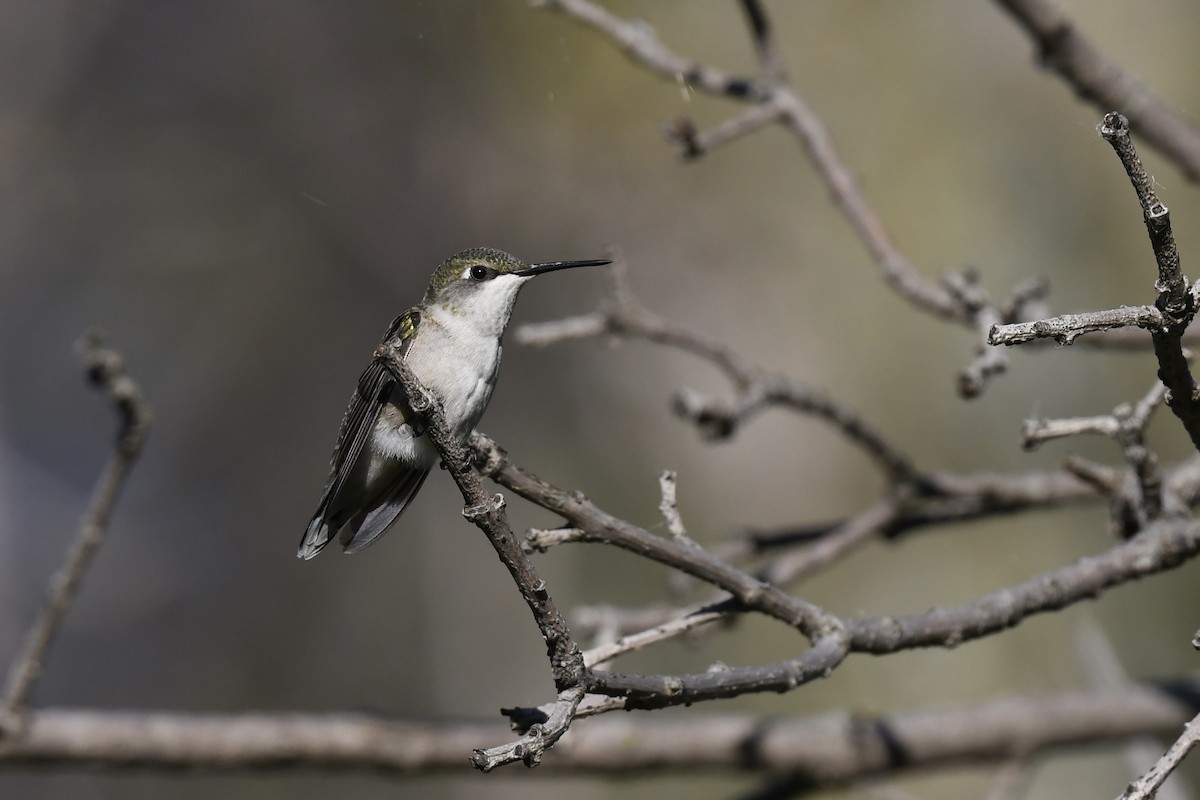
xmin=423 ymin=247 xmax=609 ymax=336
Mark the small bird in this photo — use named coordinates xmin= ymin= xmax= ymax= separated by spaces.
xmin=298 ymin=247 xmax=609 ymax=559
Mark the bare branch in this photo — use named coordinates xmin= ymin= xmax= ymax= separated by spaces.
xmin=520 ymin=295 xmax=920 ymax=483
xmin=584 ymin=462 xmax=1117 ymax=662
xmin=482 ymin=686 xmax=586 ymax=771
xmin=739 ymin=0 xmax=786 ymax=85
xmin=469 ymin=433 xmax=853 ymax=709
xmin=657 ymin=470 xmax=692 ymax=545
xmin=473 ymin=431 xmax=1200 ymax=712
xmin=1099 ymin=113 xmax=1186 ymax=306
xmin=524 ymin=527 xmax=586 ymax=553
xmin=771 ymin=85 xmax=964 ymax=321
xmin=734 ymin=465 xmax=1099 ymax=561
xmin=533 ymin=0 xmax=762 ymax=99
xmin=665 ymin=103 xmax=783 ymax=160
xmin=521 ymin=300 xmax=758 ymax=387
xmin=1023 ymin=414 xmax=1119 ymax=448
xmin=848 ymin=517 xmax=1200 ymax=653
xmin=580 ymin=602 xmax=728 ymax=669
xmin=758 ymin=496 xmax=905 ymax=587
xmin=572 ymin=603 xmax=680 ymax=644
xmin=516 ymin=312 xmax=608 ymax=346
xmin=0 ymin=688 xmax=1193 ymax=778
xmin=1076 ymin=621 xmax=1194 ymax=800
xmin=994 ymin=0 xmax=1200 ymax=180
xmin=537 ymin=0 xmax=966 ymax=321
xmin=1119 ymin=714 xmax=1200 ymax=800
xmin=1114 ymin=385 xmax=1170 ymax=524
xmin=1062 ymin=455 xmax=1127 ymax=503
xmin=1021 ymin=379 xmax=1168 ymax=527
xmin=990 ymin=305 xmax=1164 ymax=346
xmin=472 ymin=434 xmax=839 ymax=641
xmin=1098 ymin=112 xmax=1200 ymax=454
xmin=943 ymin=270 xmax=1009 ymax=398
xmin=1 ymin=333 xmax=151 ymax=735
xmin=376 ymin=344 xmax=585 ymax=770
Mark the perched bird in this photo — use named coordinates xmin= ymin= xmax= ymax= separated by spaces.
xmin=298 ymin=247 xmax=609 ymax=559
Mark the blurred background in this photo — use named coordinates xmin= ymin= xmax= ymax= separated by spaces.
xmin=3 ymin=1 xmax=1200 ymax=797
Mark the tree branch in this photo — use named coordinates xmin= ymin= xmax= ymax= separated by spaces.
xmin=1 ymin=687 xmax=1194 ymax=781
xmin=0 ymin=333 xmax=151 ymax=735
xmin=989 ymin=305 xmax=1164 ymax=346
xmin=1119 ymin=713 xmax=1200 ymax=800
xmin=848 ymin=517 xmax=1200 ymax=652
xmin=993 ymin=0 xmax=1200 ymax=180
xmin=536 ymin=0 xmax=966 ymax=321
xmin=1098 ymin=112 xmax=1200 ymax=454
xmin=376 ymin=343 xmax=586 ymax=770
xmin=518 ymin=284 xmax=920 ymax=484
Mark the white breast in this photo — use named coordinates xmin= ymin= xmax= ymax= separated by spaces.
xmin=406 ymin=309 xmax=502 ymax=438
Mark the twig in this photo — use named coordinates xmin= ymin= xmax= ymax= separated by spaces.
xmin=520 ymin=297 xmax=919 ymax=484
xmin=584 ymin=633 xmax=849 ymax=709
xmin=485 ymin=686 xmax=586 ymax=770
xmin=473 ymin=432 xmax=1200 ymax=708
xmin=545 ymin=0 xmax=1199 ymax=409
xmin=665 ymin=103 xmax=783 ymax=160
xmin=376 ymin=344 xmax=586 ymax=770
xmin=581 ymin=602 xmax=728 ymax=668
xmin=1061 ymin=455 xmax=1130 ymax=536
xmin=567 ymin=462 xmax=1123 ymax=668
xmin=759 ymin=496 xmax=905 ymax=586
xmin=524 ymin=527 xmax=586 ymax=553
xmin=990 ymin=305 xmax=1165 ymax=346
xmin=521 ymin=301 xmax=757 ymax=387
xmin=537 ymin=0 xmax=966 ymax=321
xmin=728 ymin=467 xmax=1102 ymax=561
xmin=657 ymin=470 xmax=692 ymax=544
xmin=1022 ymin=382 xmax=1168 ymax=531
xmin=516 ymin=312 xmax=608 ymax=347
xmin=993 ymin=0 xmax=1200 ymax=180
xmin=1119 ymin=714 xmax=1200 ymax=800
xmin=771 ymin=82 xmax=963 ymax=321
xmin=533 ymin=0 xmax=763 ymax=99
xmin=1099 ymin=114 xmax=1186 ymax=306
xmin=1023 ymin=414 xmax=1119 ymax=448
xmin=1076 ymin=620 xmax=1193 ymax=800
xmin=471 ymin=434 xmax=839 ymax=641
xmin=1114 ymin=385 xmax=1170 ymax=524
xmin=572 ymin=603 xmax=681 ymax=644
xmin=943 ymin=269 xmax=1009 ymax=398
xmin=0 ymin=333 xmax=151 ymax=735
xmin=470 ymin=433 xmax=852 ymax=709
xmin=1098 ymin=112 xmax=1200 ymax=454
xmin=740 ymin=0 xmax=786 ymax=85
xmin=848 ymin=516 xmax=1200 ymax=653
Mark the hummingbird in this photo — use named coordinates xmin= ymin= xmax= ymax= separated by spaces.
xmin=298 ymin=247 xmax=610 ymax=560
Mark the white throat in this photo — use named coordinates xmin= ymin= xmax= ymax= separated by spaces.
xmin=431 ymin=273 xmax=531 ymax=338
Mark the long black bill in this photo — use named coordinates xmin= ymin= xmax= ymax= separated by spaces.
xmin=516 ymin=258 xmax=611 ymax=277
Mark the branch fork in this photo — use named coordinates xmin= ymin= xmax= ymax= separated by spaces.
xmin=378 ymin=349 xmax=588 ymax=769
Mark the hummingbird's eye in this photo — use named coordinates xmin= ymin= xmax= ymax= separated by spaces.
xmin=469 ymin=264 xmax=490 ymax=281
